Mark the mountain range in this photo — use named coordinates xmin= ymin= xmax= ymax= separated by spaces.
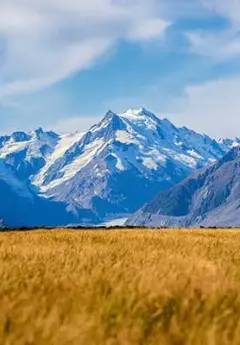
xmin=0 ymin=108 xmax=239 ymax=227
xmin=126 ymin=146 xmax=240 ymax=228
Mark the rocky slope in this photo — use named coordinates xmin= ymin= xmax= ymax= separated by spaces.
xmin=126 ymin=146 xmax=240 ymax=227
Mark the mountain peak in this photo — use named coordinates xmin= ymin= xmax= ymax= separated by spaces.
xmin=105 ymin=110 xmax=116 ymax=118
xmin=30 ymin=128 xmax=59 ymax=141
xmin=100 ymin=110 xmax=119 ymax=124
xmin=162 ymin=117 xmax=178 ymax=130
xmin=219 ymin=145 xmax=240 ymax=165
xmin=120 ymin=108 xmax=162 ymax=126
xmin=35 ymin=127 xmax=44 ymax=135
xmin=31 ymin=127 xmax=44 ymax=139
xmin=11 ymin=131 xmax=31 ymax=142
xmin=99 ymin=109 xmax=120 ymax=124
xmin=124 ymin=107 xmax=150 ymax=117
xmin=0 ymin=107 xmax=237 ymax=227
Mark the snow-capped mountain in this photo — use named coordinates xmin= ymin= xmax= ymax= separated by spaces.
xmin=0 ymin=157 xmax=98 ymax=228
xmin=126 ymin=146 xmax=240 ymax=228
xmin=0 ymin=128 xmax=60 ymax=182
xmin=30 ymin=108 xmax=237 ymax=221
xmin=0 ymin=108 xmax=238 ymax=226
xmin=0 ymin=129 xmax=96 ymax=227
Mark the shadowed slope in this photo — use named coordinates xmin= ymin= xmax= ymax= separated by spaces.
xmin=127 ymin=146 xmax=240 ymax=227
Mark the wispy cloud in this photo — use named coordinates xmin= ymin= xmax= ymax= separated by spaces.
xmin=52 ymin=74 xmax=240 ymax=139
xmin=1 ymin=0 xmax=240 ymax=139
xmin=186 ymin=29 xmax=240 ymax=60
xmin=0 ymin=0 xmax=169 ymax=98
xmin=186 ymin=0 xmax=240 ymax=60
xmin=1 ymin=0 xmax=237 ymax=98
xmin=202 ymin=0 xmax=240 ymax=23
xmin=166 ymin=76 xmax=240 ymax=138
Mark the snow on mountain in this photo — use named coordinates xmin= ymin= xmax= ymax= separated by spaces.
xmin=0 ymin=108 xmax=237 ymax=226
xmin=29 ymin=108 xmax=233 ymax=222
xmin=218 ymin=137 xmax=240 ymax=149
xmin=0 ymin=157 xmax=97 ymax=228
xmin=0 ymin=129 xmax=98 ymax=227
xmin=0 ymin=128 xmax=60 ymax=182
xmin=0 ymin=128 xmax=59 ymax=158
xmin=31 ymin=131 xmax=85 ymax=190
xmin=126 ymin=146 xmax=240 ymax=228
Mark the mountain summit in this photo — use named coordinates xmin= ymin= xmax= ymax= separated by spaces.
xmin=0 ymin=108 xmax=238 ymax=226
xmin=31 ymin=108 xmax=235 ymax=222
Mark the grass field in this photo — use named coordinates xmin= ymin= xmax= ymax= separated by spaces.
xmin=1 ymin=229 xmax=240 ymax=345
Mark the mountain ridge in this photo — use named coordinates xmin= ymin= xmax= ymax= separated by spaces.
xmin=126 ymin=145 xmax=240 ymax=228
xmin=0 ymin=108 xmax=238 ymax=227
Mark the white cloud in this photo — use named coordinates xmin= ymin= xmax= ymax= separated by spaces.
xmin=186 ymin=30 xmax=240 ymax=60
xmin=186 ymin=0 xmax=240 ymax=60
xmin=202 ymin=0 xmax=240 ymax=23
xmin=53 ymin=75 xmax=240 ymax=139
xmin=1 ymin=0 xmax=240 ymax=139
xmin=0 ymin=38 xmax=112 ymax=97
xmin=165 ymin=77 xmax=240 ymax=138
xmin=0 ymin=0 xmax=169 ymax=98
xmin=128 ymin=18 xmax=169 ymax=41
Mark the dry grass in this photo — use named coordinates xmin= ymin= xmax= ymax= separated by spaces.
xmin=1 ymin=229 xmax=240 ymax=345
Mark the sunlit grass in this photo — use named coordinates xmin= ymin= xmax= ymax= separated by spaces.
xmin=1 ymin=229 xmax=240 ymax=345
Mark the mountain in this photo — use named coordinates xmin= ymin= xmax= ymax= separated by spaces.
xmin=0 ymin=108 xmax=238 ymax=226
xmin=126 ymin=146 xmax=240 ymax=228
xmin=0 ymin=128 xmax=60 ymax=182
xmin=0 ymin=129 xmax=98 ymax=227
xmin=30 ymin=108 xmax=234 ymax=221
xmin=0 ymin=158 xmax=97 ymax=228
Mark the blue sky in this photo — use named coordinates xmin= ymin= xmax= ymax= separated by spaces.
xmin=0 ymin=0 xmax=240 ymax=138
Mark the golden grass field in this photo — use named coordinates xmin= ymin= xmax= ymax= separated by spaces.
xmin=1 ymin=229 xmax=240 ymax=345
